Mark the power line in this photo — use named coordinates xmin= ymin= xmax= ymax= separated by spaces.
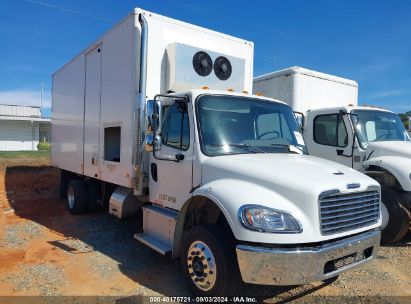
xmin=24 ymin=0 xmax=114 ymax=23
xmin=165 ymin=0 xmax=342 ymax=50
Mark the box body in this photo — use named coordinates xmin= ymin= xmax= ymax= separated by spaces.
xmin=51 ymin=8 xmax=254 ymax=188
xmin=253 ymin=66 xmax=358 ymax=114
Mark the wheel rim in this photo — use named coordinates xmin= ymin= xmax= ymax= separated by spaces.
xmin=381 ymin=201 xmax=390 ymax=230
xmin=187 ymin=240 xmax=217 ymax=291
xmin=68 ymin=186 xmax=75 ymax=209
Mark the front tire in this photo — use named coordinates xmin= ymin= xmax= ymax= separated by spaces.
xmin=67 ymin=180 xmax=86 ymax=214
xmin=380 ymin=186 xmax=410 ymax=244
xmin=180 ymin=224 xmax=242 ymax=296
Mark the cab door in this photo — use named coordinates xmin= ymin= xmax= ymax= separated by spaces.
xmin=149 ymin=100 xmax=194 ymax=211
xmin=305 ymin=109 xmax=354 ymax=168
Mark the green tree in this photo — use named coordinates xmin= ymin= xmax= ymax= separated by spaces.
xmin=399 ymin=111 xmax=411 ymax=129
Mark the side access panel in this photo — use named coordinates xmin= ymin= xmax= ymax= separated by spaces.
xmin=98 ymin=14 xmax=137 ymax=188
xmin=51 ymin=55 xmax=86 ymax=175
xmin=84 ymin=45 xmax=103 ymax=178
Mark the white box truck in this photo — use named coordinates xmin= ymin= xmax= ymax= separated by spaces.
xmin=254 ymin=66 xmax=411 ymax=244
xmin=52 ymin=10 xmax=381 ymax=296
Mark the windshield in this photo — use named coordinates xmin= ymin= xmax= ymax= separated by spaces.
xmin=352 ymin=110 xmax=410 ymax=148
xmin=196 ymin=95 xmax=305 ymax=156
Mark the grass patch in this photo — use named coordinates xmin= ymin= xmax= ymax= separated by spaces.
xmin=0 ymin=151 xmax=50 ymax=159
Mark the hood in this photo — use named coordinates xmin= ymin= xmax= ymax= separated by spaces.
xmin=200 ymin=153 xmax=381 ymax=244
xmin=366 ymin=141 xmax=411 ymax=160
xmin=202 ymin=153 xmax=379 ymax=200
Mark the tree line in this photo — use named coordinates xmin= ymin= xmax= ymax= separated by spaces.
xmin=399 ymin=111 xmax=411 ymax=129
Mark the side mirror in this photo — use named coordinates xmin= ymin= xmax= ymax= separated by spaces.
xmin=146 ymin=100 xmax=155 ymax=131
xmin=152 ymin=99 xmax=163 ymax=151
xmin=144 ymin=100 xmax=155 ymax=152
xmin=293 ymin=111 xmax=305 ymax=131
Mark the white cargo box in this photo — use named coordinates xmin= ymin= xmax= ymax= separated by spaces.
xmin=253 ymin=66 xmax=358 ymax=114
xmin=52 ymin=8 xmax=254 ymax=189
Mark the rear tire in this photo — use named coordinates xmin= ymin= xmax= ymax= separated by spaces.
xmin=67 ymin=180 xmax=86 ymax=215
xmin=59 ymin=170 xmax=72 ymax=199
xmin=380 ymin=186 xmax=410 ymax=244
xmin=86 ymin=179 xmax=101 ymax=212
xmin=180 ymin=224 xmax=242 ymax=296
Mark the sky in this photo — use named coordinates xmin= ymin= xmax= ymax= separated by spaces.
xmin=0 ymin=0 xmax=410 ymax=116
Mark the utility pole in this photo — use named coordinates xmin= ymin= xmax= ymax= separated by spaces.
xmin=40 ymin=82 xmax=44 ymax=117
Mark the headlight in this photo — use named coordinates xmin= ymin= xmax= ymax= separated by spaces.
xmin=238 ymin=204 xmax=302 ymax=233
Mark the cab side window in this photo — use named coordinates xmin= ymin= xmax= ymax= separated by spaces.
xmin=162 ymin=102 xmax=190 ymax=150
xmin=314 ymin=114 xmax=348 ymax=147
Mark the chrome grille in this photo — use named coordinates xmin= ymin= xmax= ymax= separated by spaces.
xmin=319 ymin=190 xmax=380 ymax=235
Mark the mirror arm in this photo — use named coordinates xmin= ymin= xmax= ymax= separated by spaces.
xmin=337 ymin=111 xmax=358 ymax=162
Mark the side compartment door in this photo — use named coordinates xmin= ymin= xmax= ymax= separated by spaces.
xmin=305 ymin=110 xmax=354 ymax=168
xmin=149 ymin=101 xmax=193 ymax=210
xmin=84 ymin=46 xmax=102 ymax=178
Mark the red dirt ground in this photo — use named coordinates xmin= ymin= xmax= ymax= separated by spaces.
xmin=0 ymin=157 xmax=410 ymax=303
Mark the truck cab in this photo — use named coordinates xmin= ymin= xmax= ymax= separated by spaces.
xmin=254 ymin=66 xmax=411 ymax=244
xmin=142 ymin=89 xmax=382 ymax=295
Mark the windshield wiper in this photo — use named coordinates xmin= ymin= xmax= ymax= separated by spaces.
xmin=270 ymin=143 xmax=304 ymax=154
xmin=207 ymin=143 xmax=266 ymax=153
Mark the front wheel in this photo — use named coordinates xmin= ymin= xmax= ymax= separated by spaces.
xmin=180 ymin=225 xmax=242 ymax=296
xmin=380 ymin=186 xmax=410 ymax=244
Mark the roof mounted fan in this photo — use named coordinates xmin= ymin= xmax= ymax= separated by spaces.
xmin=214 ymin=56 xmax=232 ymax=81
xmin=192 ymin=51 xmax=213 ymax=77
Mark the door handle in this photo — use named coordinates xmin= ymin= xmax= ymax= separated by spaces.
xmin=175 ymin=154 xmax=185 ymax=162
xmin=336 ymin=149 xmax=352 ymax=158
xmin=151 ymin=163 xmax=158 ymax=182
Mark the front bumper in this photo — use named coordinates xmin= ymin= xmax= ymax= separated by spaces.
xmin=236 ymin=229 xmax=380 ymax=285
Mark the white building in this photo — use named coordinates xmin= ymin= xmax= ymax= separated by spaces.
xmin=0 ymin=104 xmax=51 ymax=151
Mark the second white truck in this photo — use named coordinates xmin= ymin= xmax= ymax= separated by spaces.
xmin=254 ymin=66 xmax=411 ymax=244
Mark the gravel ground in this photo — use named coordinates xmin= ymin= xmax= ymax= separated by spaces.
xmin=2 ymin=221 xmax=44 ymax=248
xmin=5 ymin=263 xmax=66 ymax=295
xmin=0 ymin=164 xmax=410 ymax=303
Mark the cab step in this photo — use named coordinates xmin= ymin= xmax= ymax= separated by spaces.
xmin=134 ymin=233 xmax=171 ymax=255
xmin=134 ymin=205 xmax=178 ymax=255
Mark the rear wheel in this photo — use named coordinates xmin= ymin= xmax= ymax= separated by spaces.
xmin=86 ymin=179 xmax=101 ymax=212
xmin=67 ymin=180 xmax=86 ymax=214
xmin=380 ymin=186 xmax=410 ymax=244
xmin=180 ymin=224 xmax=242 ymax=296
